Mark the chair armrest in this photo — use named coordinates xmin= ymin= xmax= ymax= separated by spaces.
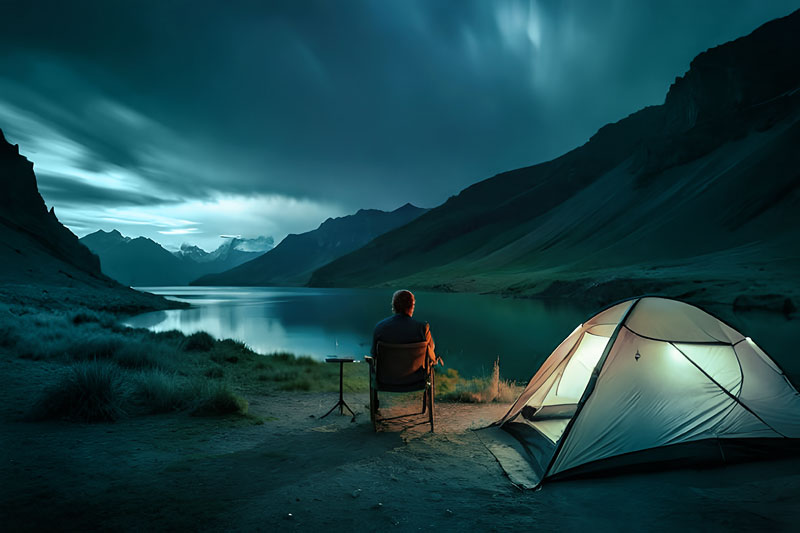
xmin=364 ymin=356 xmax=375 ymax=368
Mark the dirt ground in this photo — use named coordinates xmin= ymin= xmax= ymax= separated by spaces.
xmin=2 ymin=361 xmax=800 ymax=533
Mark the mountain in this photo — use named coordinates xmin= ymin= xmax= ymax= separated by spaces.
xmin=0 ymin=128 xmax=169 ymax=311
xmin=80 ymin=230 xmax=192 ymax=286
xmin=173 ymin=236 xmax=273 ymax=270
xmin=309 ymin=10 xmax=800 ymax=308
xmin=191 ymin=203 xmax=427 ymax=286
xmin=80 ymin=231 xmax=271 ymax=286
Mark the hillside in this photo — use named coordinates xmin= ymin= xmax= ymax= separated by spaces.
xmin=309 ymin=10 xmax=800 ymax=309
xmin=192 ymin=203 xmax=426 ymax=286
xmin=80 ymin=231 xmax=269 ymax=286
xmin=0 ymin=129 xmax=171 ymax=312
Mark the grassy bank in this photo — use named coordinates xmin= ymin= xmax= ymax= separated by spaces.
xmin=0 ymin=300 xmax=519 ymax=423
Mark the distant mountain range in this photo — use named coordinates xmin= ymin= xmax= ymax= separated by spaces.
xmin=192 ymin=203 xmax=427 ymax=286
xmin=80 ymin=230 xmax=273 ymax=286
xmin=310 ymin=10 xmax=800 ymax=308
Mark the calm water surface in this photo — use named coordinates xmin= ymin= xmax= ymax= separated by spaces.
xmin=124 ymin=287 xmax=799 ymax=382
xmin=125 ymin=287 xmax=593 ymax=381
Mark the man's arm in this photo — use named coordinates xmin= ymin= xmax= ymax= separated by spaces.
xmin=424 ymin=323 xmax=436 ymax=366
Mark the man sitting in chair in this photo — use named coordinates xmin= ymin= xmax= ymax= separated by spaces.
xmin=371 ymin=289 xmax=437 ymax=368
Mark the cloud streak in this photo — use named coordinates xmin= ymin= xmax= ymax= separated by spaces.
xmin=0 ymin=1 xmax=796 ymax=250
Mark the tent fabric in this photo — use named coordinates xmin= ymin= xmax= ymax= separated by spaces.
xmin=495 ymin=296 xmax=800 ymax=487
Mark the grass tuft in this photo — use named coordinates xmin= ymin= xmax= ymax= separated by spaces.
xmin=132 ymin=370 xmax=195 ymax=414
xmin=436 ymin=359 xmax=519 ymax=403
xmin=192 ymin=382 xmax=249 ymax=416
xmin=183 ymin=331 xmax=215 ymax=352
xmin=29 ymin=361 xmax=126 ymax=422
xmin=204 ymin=366 xmax=224 ymax=379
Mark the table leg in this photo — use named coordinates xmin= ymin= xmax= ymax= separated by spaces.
xmin=320 ymin=361 xmax=356 ymax=421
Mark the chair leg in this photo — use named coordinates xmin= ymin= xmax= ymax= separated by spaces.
xmin=421 ymin=389 xmax=427 ymax=415
xmin=429 ymin=372 xmax=435 ymax=433
xmin=369 ymin=386 xmax=377 ymax=431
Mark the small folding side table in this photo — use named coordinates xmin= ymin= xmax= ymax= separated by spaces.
xmin=321 ymin=357 xmax=358 ymax=422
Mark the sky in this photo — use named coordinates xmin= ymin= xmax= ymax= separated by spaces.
xmin=0 ymin=0 xmax=797 ymax=251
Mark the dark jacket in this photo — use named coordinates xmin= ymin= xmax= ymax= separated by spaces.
xmin=371 ymin=313 xmax=436 ymax=362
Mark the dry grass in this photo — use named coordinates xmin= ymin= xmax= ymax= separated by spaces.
xmin=436 ymin=359 xmax=520 ymax=403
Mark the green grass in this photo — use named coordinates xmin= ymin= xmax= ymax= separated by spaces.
xmin=183 ymin=331 xmax=215 ymax=352
xmin=191 ymin=381 xmax=249 ymax=416
xmin=29 ymin=360 xmax=126 ymax=422
xmin=2 ymin=299 xmax=516 ymax=425
xmin=131 ymin=370 xmax=196 ymax=414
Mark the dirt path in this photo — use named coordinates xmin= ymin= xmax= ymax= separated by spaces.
xmin=2 ymin=387 xmax=800 ymax=532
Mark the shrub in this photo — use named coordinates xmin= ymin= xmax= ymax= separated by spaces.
xmin=192 ymin=382 xmax=249 ymax=416
xmin=29 ymin=361 xmax=126 ymax=422
xmin=265 ymin=370 xmax=299 ymax=382
xmin=154 ymin=329 xmax=186 ymax=342
xmin=132 ymin=370 xmax=194 ymax=414
xmin=183 ymin=331 xmax=215 ymax=352
xmin=66 ymin=334 xmax=123 ymax=361
xmin=70 ymin=310 xmax=100 ymax=325
xmin=211 ymin=352 xmax=239 ymax=364
xmin=204 ymin=366 xmax=224 ymax=379
xmin=115 ymin=342 xmax=170 ymax=370
xmin=277 ymin=378 xmax=313 ymax=392
xmin=0 ymin=325 xmax=19 ymax=348
xmin=73 ymin=310 xmax=116 ymax=328
xmin=269 ymin=352 xmax=298 ymax=363
xmin=218 ymin=338 xmax=248 ymax=352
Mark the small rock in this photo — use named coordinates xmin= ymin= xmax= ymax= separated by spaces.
xmin=430 ymin=493 xmax=442 ymax=502
xmin=351 ymin=489 xmax=362 ymax=499
xmin=372 ymin=502 xmax=383 ymax=510
xmin=285 ymin=513 xmax=293 ymax=520
xmin=445 ymin=509 xmax=454 ymax=517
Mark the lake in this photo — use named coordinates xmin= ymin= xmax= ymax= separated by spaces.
xmin=124 ymin=287 xmax=800 ymax=383
xmin=124 ymin=287 xmax=593 ymax=381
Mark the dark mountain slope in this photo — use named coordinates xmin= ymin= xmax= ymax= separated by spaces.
xmin=192 ymin=203 xmax=427 ymax=286
xmin=309 ymin=10 xmax=800 ymax=307
xmin=81 ymin=230 xmax=192 ymax=286
xmin=0 ymin=129 xmax=170 ymax=311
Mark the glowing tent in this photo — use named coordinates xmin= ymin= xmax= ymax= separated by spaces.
xmin=489 ymin=297 xmax=800 ymax=488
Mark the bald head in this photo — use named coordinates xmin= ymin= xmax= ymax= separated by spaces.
xmin=391 ymin=290 xmax=415 ymax=316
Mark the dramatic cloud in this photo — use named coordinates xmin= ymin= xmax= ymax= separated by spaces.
xmin=0 ymin=1 xmax=796 ymax=249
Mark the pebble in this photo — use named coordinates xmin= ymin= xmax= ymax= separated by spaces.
xmin=351 ymin=489 xmax=362 ymax=498
xmin=445 ymin=509 xmax=454 ymax=517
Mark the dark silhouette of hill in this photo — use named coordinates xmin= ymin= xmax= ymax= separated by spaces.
xmin=0 ymin=129 xmax=170 ymax=311
xmin=309 ymin=10 xmax=800 ymax=308
xmin=192 ymin=203 xmax=427 ymax=286
xmin=80 ymin=231 xmax=271 ymax=286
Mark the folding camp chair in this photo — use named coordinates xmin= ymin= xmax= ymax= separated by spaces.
xmin=364 ymin=341 xmax=434 ymax=432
